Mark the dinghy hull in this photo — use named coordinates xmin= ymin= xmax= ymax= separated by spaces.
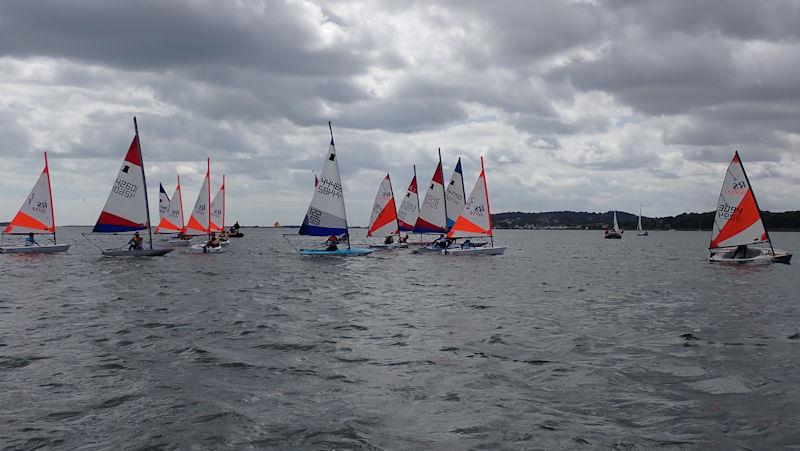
xmin=102 ymin=248 xmax=173 ymax=257
xmin=709 ymin=248 xmax=792 ymax=264
xmin=188 ymin=244 xmax=224 ymax=253
xmin=442 ymin=246 xmax=506 ymax=256
xmin=0 ymin=244 xmax=70 ymax=254
xmin=299 ymin=248 xmax=373 ymax=256
xmin=369 ymin=243 xmax=409 ymax=249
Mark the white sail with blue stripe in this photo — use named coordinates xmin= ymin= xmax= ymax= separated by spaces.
xmin=299 ymin=124 xmax=348 ymax=236
xmin=445 ymin=158 xmax=466 ymax=229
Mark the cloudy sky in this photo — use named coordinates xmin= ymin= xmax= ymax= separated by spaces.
xmin=1 ymin=0 xmax=799 ymax=226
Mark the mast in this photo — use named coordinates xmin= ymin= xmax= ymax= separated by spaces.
xmin=439 ymin=148 xmax=448 ymax=236
xmin=736 ymin=150 xmax=774 ymax=254
xmin=44 ymin=152 xmax=57 ymax=245
xmin=207 ymin=158 xmax=211 ymax=238
xmin=222 ymin=174 xmax=226 ymax=231
xmin=134 ymin=117 xmax=154 ymax=250
xmin=177 ymin=175 xmax=185 ymax=230
xmin=329 ymin=121 xmax=349 ymax=249
xmin=481 ymin=156 xmax=494 ymax=247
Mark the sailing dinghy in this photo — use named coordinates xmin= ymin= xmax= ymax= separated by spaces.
xmin=367 ymin=174 xmax=406 ymax=249
xmin=1 ymin=153 xmax=70 ymax=254
xmin=156 ymin=176 xmax=190 ymax=246
xmin=604 ymin=211 xmax=622 ymax=239
xmin=411 ymin=150 xmax=452 ymax=253
xmin=186 ymin=159 xmax=224 ymax=253
xmin=443 ymin=156 xmax=506 ymax=255
xmin=709 ymin=151 xmax=791 ymax=264
xmin=92 ymin=118 xmax=172 ymax=256
xmin=296 ymin=122 xmax=372 ymax=256
xmin=636 ymin=204 xmax=648 ymax=236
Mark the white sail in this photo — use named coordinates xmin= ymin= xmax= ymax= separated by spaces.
xmin=209 ymin=175 xmax=225 ymax=232
xmin=637 ymin=206 xmax=643 ymax=232
xmin=613 ymin=211 xmax=621 ymax=233
xmin=710 ymin=151 xmax=768 ymax=249
xmin=158 ymin=184 xmax=170 ymax=218
xmin=4 ymin=153 xmax=55 ymax=235
xmin=448 ymin=157 xmax=492 ymax=238
xmin=299 ymin=125 xmax=348 ymax=236
xmin=93 ymin=136 xmax=149 ymax=232
xmin=185 ymin=159 xmax=211 ymax=235
xmin=367 ymin=174 xmax=399 ymax=237
xmin=397 ymin=169 xmax=419 ymax=232
xmin=414 ymin=157 xmax=447 ymax=234
xmin=445 ymin=158 xmax=466 ymax=229
xmin=156 ymin=178 xmax=184 ymax=233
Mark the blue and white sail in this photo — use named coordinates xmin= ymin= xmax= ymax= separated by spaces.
xmin=445 ymin=158 xmax=466 ymax=229
xmin=299 ymin=125 xmax=348 ymax=236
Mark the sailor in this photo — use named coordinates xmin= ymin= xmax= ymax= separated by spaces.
xmin=433 ymin=234 xmax=448 ymax=249
xmin=204 ymin=232 xmax=220 ymax=251
xmin=25 ymin=232 xmax=38 ymax=246
xmin=128 ymin=232 xmax=143 ymax=250
xmin=325 ymin=234 xmax=339 ymax=251
xmin=384 ymin=235 xmax=394 ymax=245
xmin=461 ymin=239 xmax=471 ymax=249
xmin=399 ymin=234 xmax=409 ymax=244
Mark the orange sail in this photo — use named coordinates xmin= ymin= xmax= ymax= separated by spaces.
xmin=4 ymin=153 xmax=56 ymax=235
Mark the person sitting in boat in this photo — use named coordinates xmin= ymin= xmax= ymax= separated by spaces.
xmin=399 ymin=234 xmax=409 ymax=244
xmin=733 ymin=245 xmax=748 ymax=258
xmin=232 ymin=221 xmax=240 ymax=231
xmin=433 ymin=234 xmax=449 ymax=249
xmin=128 ymin=232 xmax=143 ymax=250
xmin=384 ymin=235 xmax=394 ymax=245
xmin=325 ymin=234 xmax=339 ymax=251
xmin=204 ymin=233 xmax=221 ymax=251
xmin=461 ymin=239 xmax=472 ymax=249
xmin=219 ymin=230 xmax=229 ymax=240
xmin=25 ymin=232 xmax=39 ymax=246
xmin=177 ymin=230 xmax=190 ymax=240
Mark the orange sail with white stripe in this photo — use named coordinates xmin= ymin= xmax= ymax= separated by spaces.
xmin=156 ymin=176 xmax=185 ymax=233
xmin=367 ymin=174 xmax=399 ymax=237
xmin=710 ymin=151 xmax=769 ymax=249
xmin=448 ymin=156 xmax=493 ymax=238
xmin=184 ymin=159 xmax=211 ymax=235
xmin=4 ymin=153 xmax=56 ymax=235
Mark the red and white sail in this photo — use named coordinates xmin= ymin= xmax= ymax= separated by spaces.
xmin=448 ymin=156 xmax=493 ymax=238
xmin=209 ymin=175 xmax=225 ymax=232
xmin=414 ymin=158 xmax=447 ymax=234
xmin=185 ymin=159 xmax=211 ymax=235
xmin=397 ymin=168 xmax=419 ymax=232
xmin=367 ymin=174 xmax=399 ymax=237
xmin=156 ymin=176 xmax=185 ymax=233
xmin=93 ymin=136 xmax=149 ymax=233
xmin=710 ymin=151 xmax=769 ymax=249
xmin=4 ymin=153 xmax=56 ymax=235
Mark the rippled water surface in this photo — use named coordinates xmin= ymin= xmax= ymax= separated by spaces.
xmin=1 ymin=228 xmax=799 ymax=449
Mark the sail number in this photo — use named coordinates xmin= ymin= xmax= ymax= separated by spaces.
xmin=308 ymin=207 xmax=322 ymax=225
xmin=112 ymin=179 xmax=138 ymax=198
xmin=317 ymin=178 xmax=342 ymax=198
xmin=26 ymin=194 xmax=49 ymax=213
xmin=718 ymin=204 xmax=739 ymax=221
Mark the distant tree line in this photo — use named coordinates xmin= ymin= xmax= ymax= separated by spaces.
xmin=492 ymin=210 xmax=800 ymax=231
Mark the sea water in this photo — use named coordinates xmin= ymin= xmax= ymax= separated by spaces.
xmin=1 ymin=228 xmax=798 ymax=448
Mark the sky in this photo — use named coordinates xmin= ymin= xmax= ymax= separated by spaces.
xmin=1 ymin=0 xmax=799 ymax=226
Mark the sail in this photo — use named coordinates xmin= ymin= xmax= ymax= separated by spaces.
xmin=612 ymin=211 xmax=621 ymax=233
xmin=367 ymin=174 xmax=399 ymax=237
xmin=710 ymin=152 xmax=769 ymax=249
xmin=158 ymin=183 xmax=170 ymax=218
xmin=209 ymin=175 xmax=225 ymax=232
xmin=156 ymin=178 xmax=184 ymax=233
xmin=414 ymin=160 xmax=447 ymax=233
xmin=448 ymin=156 xmax=492 ymax=238
xmin=637 ymin=207 xmax=643 ymax=232
xmin=299 ymin=129 xmax=348 ymax=236
xmin=397 ymin=170 xmax=419 ymax=232
xmin=4 ymin=153 xmax=56 ymax=234
xmin=93 ymin=136 xmax=149 ymax=233
xmin=445 ymin=158 xmax=466 ymax=228
xmin=185 ymin=159 xmax=211 ymax=235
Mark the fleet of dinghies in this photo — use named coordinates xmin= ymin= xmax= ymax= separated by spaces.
xmin=1 ymin=121 xmax=794 ymax=264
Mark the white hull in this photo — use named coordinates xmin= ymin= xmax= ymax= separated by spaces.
xmin=442 ymin=246 xmax=506 ymax=256
xmin=102 ymin=248 xmax=173 ymax=257
xmin=710 ymin=247 xmax=792 ymax=264
xmin=189 ymin=244 xmax=224 ymax=253
xmin=0 ymin=244 xmax=70 ymax=254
